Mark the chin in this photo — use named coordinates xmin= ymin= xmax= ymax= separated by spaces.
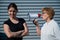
xmin=10 ymin=16 xmax=14 ymax=18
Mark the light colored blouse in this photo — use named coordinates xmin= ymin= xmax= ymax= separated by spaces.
xmin=41 ymin=19 xmax=60 ymax=40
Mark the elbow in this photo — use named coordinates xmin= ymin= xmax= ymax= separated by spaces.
xmin=25 ymin=30 xmax=29 ymax=35
xmin=8 ymin=35 xmax=11 ymax=38
xmin=24 ymin=30 xmax=29 ymax=36
xmin=7 ymin=34 xmax=12 ymax=38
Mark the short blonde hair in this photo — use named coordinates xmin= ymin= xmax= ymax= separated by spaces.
xmin=42 ymin=7 xmax=55 ymax=19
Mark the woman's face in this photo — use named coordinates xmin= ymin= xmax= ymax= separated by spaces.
xmin=8 ymin=7 xmax=17 ymax=18
xmin=42 ymin=11 xmax=49 ymax=20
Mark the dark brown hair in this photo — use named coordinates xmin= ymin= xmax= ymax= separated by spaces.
xmin=8 ymin=3 xmax=18 ymax=12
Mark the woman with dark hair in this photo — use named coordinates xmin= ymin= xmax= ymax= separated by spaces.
xmin=33 ymin=7 xmax=60 ymax=40
xmin=3 ymin=3 xmax=28 ymax=40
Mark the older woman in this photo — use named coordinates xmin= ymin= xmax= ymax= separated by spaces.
xmin=33 ymin=7 xmax=60 ymax=40
xmin=3 ymin=3 xmax=28 ymax=40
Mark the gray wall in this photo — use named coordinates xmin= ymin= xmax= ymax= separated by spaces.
xmin=0 ymin=0 xmax=60 ymax=40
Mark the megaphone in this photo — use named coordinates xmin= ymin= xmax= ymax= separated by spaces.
xmin=28 ymin=13 xmax=41 ymax=21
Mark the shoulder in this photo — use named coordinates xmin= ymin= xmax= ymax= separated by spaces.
xmin=52 ymin=19 xmax=59 ymax=26
xmin=18 ymin=18 xmax=26 ymax=23
xmin=52 ymin=20 xmax=60 ymax=33
xmin=18 ymin=18 xmax=25 ymax=20
xmin=4 ymin=19 xmax=10 ymax=24
xmin=51 ymin=19 xmax=59 ymax=29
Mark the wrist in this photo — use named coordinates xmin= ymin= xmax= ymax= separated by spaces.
xmin=35 ymin=23 xmax=39 ymax=26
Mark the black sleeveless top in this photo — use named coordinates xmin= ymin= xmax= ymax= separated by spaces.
xmin=4 ymin=18 xmax=26 ymax=40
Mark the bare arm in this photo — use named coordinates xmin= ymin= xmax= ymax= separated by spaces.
xmin=33 ymin=19 xmax=41 ymax=36
xmin=20 ymin=22 xmax=29 ymax=37
xmin=3 ymin=24 xmax=24 ymax=38
xmin=36 ymin=24 xmax=41 ymax=36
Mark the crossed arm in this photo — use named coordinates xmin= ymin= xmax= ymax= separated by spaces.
xmin=3 ymin=22 xmax=28 ymax=38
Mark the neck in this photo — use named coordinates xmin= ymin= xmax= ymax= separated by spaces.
xmin=46 ymin=18 xmax=51 ymax=23
xmin=9 ymin=17 xmax=17 ymax=20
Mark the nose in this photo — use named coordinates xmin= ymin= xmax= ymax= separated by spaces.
xmin=11 ymin=11 xmax=14 ymax=13
xmin=11 ymin=11 xmax=15 ymax=15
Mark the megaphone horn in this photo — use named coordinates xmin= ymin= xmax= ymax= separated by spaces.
xmin=28 ymin=13 xmax=41 ymax=21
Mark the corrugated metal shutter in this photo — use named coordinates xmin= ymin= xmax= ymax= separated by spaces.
xmin=0 ymin=0 xmax=60 ymax=40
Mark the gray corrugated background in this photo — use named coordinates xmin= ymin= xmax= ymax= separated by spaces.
xmin=0 ymin=0 xmax=60 ymax=40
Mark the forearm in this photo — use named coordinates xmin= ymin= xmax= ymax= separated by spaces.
xmin=20 ymin=30 xmax=28 ymax=37
xmin=4 ymin=24 xmax=24 ymax=38
xmin=33 ymin=19 xmax=41 ymax=36
xmin=20 ymin=23 xmax=28 ymax=37
xmin=9 ymin=30 xmax=24 ymax=38
xmin=36 ymin=25 xmax=41 ymax=36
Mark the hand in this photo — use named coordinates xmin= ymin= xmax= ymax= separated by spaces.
xmin=17 ymin=30 xmax=24 ymax=37
xmin=33 ymin=18 xmax=39 ymax=26
xmin=20 ymin=30 xmax=24 ymax=33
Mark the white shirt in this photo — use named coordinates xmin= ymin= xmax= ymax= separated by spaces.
xmin=41 ymin=19 xmax=60 ymax=40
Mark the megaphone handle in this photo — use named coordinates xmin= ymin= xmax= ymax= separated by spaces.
xmin=34 ymin=18 xmax=37 ymax=21
xmin=28 ymin=12 xmax=30 ymax=21
xmin=29 ymin=14 xmax=30 ymax=21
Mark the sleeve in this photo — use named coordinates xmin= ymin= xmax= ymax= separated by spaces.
xmin=53 ymin=23 xmax=60 ymax=40
xmin=22 ymin=18 xmax=26 ymax=24
xmin=19 ymin=18 xmax=26 ymax=24
xmin=3 ymin=20 xmax=9 ymax=25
